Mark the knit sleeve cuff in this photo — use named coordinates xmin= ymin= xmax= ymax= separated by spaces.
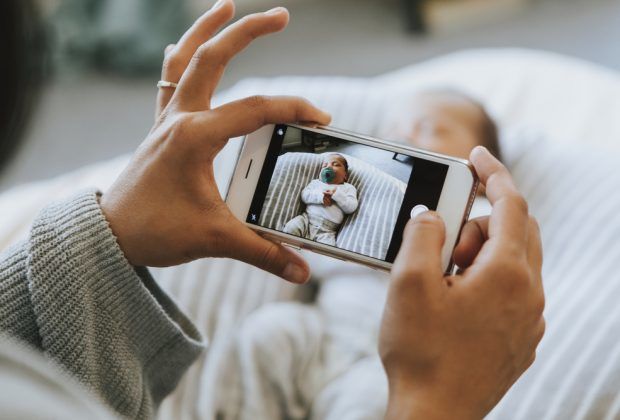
xmin=26 ymin=189 xmax=204 ymax=413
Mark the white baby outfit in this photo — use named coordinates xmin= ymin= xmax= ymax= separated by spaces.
xmin=283 ymin=179 xmax=358 ymax=246
xmin=228 ymin=196 xmax=493 ymax=419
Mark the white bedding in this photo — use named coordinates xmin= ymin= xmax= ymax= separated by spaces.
xmin=2 ymin=48 xmax=620 ymax=419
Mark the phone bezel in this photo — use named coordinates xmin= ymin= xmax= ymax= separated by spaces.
xmin=226 ymin=123 xmax=478 ymax=272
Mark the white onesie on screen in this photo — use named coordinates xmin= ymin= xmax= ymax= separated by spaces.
xmin=283 ymin=179 xmax=358 ymax=246
xmin=301 ymin=180 xmax=358 ymax=224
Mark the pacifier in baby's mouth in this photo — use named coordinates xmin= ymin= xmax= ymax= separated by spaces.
xmin=320 ymin=167 xmax=336 ymax=183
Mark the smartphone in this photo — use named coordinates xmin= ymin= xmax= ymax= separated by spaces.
xmin=226 ymin=123 xmax=478 ymax=273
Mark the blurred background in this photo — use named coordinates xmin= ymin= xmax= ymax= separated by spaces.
xmin=2 ymin=0 xmax=619 ymax=192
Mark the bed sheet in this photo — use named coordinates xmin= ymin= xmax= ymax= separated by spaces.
xmin=1 ymin=48 xmax=620 ymax=419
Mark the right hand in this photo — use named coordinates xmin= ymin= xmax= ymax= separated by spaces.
xmin=323 ymin=190 xmax=334 ymax=206
xmin=379 ymin=146 xmax=545 ymax=419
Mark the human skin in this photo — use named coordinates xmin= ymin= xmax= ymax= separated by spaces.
xmin=392 ymin=92 xmax=483 ymax=160
xmin=322 ymin=190 xmax=333 ymax=207
xmin=391 ymin=91 xmax=491 ymax=195
xmin=321 ymin=154 xmax=348 ymax=184
xmin=100 ymin=0 xmax=544 ymax=417
xmin=380 ymin=146 xmax=545 ymax=419
xmin=100 ymin=0 xmax=331 ymax=284
xmin=321 ymin=154 xmax=347 ymax=205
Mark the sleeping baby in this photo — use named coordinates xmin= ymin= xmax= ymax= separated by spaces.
xmin=225 ymin=89 xmax=501 ymax=419
xmin=282 ymin=153 xmax=358 ymax=246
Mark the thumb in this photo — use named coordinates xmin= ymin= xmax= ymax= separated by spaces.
xmin=227 ymin=225 xmax=310 ymax=284
xmin=208 ymin=95 xmax=332 ymax=140
xmin=391 ymin=211 xmax=446 ymax=298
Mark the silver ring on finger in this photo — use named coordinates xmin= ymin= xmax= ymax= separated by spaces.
xmin=157 ymin=80 xmax=179 ymax=89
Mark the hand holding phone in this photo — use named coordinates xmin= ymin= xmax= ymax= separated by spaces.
xmin=380 ymin=146 xmax=545 ymax=419
xmin=227 ymin=123 xmax=478 ymax=272
xmin=99 ymin=2 xmax=330 ymax=284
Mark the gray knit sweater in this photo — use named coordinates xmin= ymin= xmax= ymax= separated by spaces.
xmin=0 ymin=190 xmax=205 ymax=418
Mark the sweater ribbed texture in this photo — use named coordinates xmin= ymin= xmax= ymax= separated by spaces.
xmin=0 ymin=190 xmax=204 ymax=419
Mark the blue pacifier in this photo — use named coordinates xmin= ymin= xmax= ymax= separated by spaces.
xmin=320 ymin=167 xmax=336 ymax=183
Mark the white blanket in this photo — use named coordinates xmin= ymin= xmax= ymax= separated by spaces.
xmin=2 ymin=49 xmax=620 ymax=419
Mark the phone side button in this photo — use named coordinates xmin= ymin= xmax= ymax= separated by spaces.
xmin=260 ymin=233 xmax=281 ymax=244
xmin=304 ymin=245 xmax=345 ymax=262
xmin=282 ymin=243 xmax=302 ymax=251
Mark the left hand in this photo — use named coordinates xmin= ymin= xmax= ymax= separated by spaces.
xmin=100 ymin=0 xmax=331 ymax=284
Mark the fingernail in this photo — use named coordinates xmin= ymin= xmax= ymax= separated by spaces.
xmin=265 ymin=6 xmax=287 ymax=15
xmin=414 ymin=210 xmax=441 ymax=222
xmin=213 ymin=0 xmax=226 ymax=9
xmin=282 ymin=262 xmax=309 ymax=284
xmin=472 ymin=145 xmax=489 ymax=157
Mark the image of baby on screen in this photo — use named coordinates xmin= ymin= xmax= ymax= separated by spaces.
xmin=283 ymin=153 xmax=358 ymax=246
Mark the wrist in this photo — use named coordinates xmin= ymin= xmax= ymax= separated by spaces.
xmin=99 ymin=192 xmax=140 ymax=267
xmin=386 ymin=382 xmax=449 ymax=420
xmin=386 ymin=378 xmax=482 ymax=420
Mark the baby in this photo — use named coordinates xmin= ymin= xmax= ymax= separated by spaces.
xmin=282 ymin=153 xmax=358 ymax=246
xmin=387 ymin=88 xmax=500 ymax=210
xmin=227 ymin=89 xmax=501 ymax=419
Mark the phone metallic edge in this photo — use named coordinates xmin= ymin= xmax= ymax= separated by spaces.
xmin=225 ymin=123 xmax=479 ymax=273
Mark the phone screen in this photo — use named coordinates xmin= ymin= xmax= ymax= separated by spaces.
xmin=246 ymin=124 xmax=448 ymax=263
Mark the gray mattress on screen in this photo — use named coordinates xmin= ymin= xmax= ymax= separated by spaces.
xmin=258 ymin=152 xmax=406 ymax=260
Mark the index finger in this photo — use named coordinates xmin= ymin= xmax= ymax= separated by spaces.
xmin=163 ymin=0 xmax=235 ymax=82
xmin=175 ymin=7 xmax=290 ymax=111
xmin=469 ymin=146 xmax=529 ymax=252
xmin=206 ymin=95 xmax=331 ymax=139
xmin=157 ymin=0 xmax=235 ymax=117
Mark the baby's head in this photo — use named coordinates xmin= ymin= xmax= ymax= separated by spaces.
xmin=320 ymin=153 xmax=349 ymax=185
xmin=388 ymin=89 xmax=501 ymax=161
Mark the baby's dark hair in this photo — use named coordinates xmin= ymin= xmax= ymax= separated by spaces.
xmin=469 ymin=97 xmax=501 ymax=162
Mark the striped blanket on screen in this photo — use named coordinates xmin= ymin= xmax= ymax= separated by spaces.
xmin=258 ymin=152 xmax=406 ymax=260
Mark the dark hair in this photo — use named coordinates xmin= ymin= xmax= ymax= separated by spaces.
xmin=470 ymin=99 xmax=501 ymax=162
xmin=0 ymin=0 xmax=47 ymax=174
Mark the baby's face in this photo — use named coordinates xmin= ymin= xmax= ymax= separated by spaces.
xmin=321 ymin=155 xmax=347 ymax=184
xmin=391 ymin=92 xmax=484 ymax=160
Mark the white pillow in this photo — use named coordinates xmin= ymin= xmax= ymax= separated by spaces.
xmin=2 ymin=49 xmax=620 ymax=419
xmin=486 ymin=127 xmax=620 ymax=419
